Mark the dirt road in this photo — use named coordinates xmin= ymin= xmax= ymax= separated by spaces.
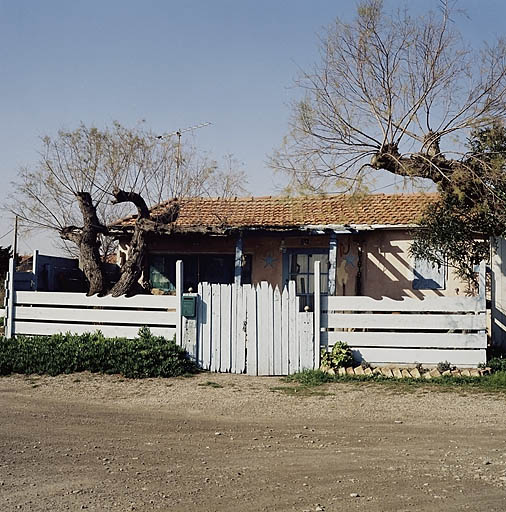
xmin=1 ymin=372 xmax=506 ymax=511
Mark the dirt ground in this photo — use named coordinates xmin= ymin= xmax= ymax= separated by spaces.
xmin=1 ymin=373 xmax=506 ymax=512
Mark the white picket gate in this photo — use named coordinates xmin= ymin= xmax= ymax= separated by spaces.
xmin=182 ymin=280 xmax=317 ymax=375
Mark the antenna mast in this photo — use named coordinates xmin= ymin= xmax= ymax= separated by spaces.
xmin=156 ymin=121 xmax=212 ymax=177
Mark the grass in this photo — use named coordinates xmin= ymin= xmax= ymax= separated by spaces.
xmin=283 ymin=369 xmax=506 ymax=394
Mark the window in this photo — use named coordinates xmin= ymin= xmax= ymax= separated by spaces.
xmin=413 ymin=257 xmax=446 ymax=290
xmin=149 ymin=253 xmax=252 ymax=293
xmin=287 ymin=251 xmax=329 ymax=309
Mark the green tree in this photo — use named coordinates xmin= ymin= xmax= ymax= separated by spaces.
xmin=411 ymin=124 xmax=506 ymax=280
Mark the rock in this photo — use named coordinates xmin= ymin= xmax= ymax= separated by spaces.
xmin=327 ymin=368 xmax=335 ymax=376
xmin=401 ymin=369 xmax=411 ymax=379
xmin=410 ymin=368 xmax=421 ymax=379
xmin=373 ymin=368 xmax=382 ymax=375
xmin=354 ymin=366 xmax=364 ymax=376
xmin=451 ymin=369 xmax=461 ymax=377
xmin=350 ymin=492 xmax=360 ymax=498
xmin=338 ymin=367 xmax=347 ymax=376
xmin=381 ymin=368 xmax=393 ymax=378
xmin=429 ymin=369 xmax=442 ymax=378
xmin=442 ymin=370 xmax=451 ymax=376
xmin=470 ymin=369 xmax=480 ymax=377
xmin=460 ymin=368 xmax=471 ymax=377
xmin=364 ymin=367 xmax=373 ymax=376
xmin=392 ymin=368 xmax=403 ymax=379
xmin=479 ymin=367 xmax=491 ymax=376
xmin=346 ymin=367 xmax=355 ymax=376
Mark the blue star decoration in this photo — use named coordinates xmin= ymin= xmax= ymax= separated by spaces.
xmin=344 ymin=254 xmax=356 ymax=267
xmin=263 ymin=254 xmax=278 ymax=268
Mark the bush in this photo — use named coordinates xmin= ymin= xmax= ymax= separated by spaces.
xmin=436 ymin=360 xmax=452 ymax=373
xmin=487 ymin=357 xmax=506 ymax=373
xmin=0 ymin=327 xmax=197 ymax=378
xmin=321 ymin=341 xmax=354 ymax=369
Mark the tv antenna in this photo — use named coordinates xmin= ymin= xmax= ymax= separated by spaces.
xmin=156 ymin=121 xmax=212 ymax=173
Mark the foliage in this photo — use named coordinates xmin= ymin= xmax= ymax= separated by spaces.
xmin=285 ymin=369 xmax=506 ymax=392
xmin=321 ymin=341 xmax=354 ymax=369
xmin=487 ymin=357 xmax=506 ymax=373
xmin=436 ymin=361 xmax=452 ymax=373
xmin=0 ymin=327 xmax=197 ymax=378
xmin=411 ymin=124 xmax=506 ymax=280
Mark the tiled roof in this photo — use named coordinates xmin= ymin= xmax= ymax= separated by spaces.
xmin=118 ymin=193 xmax=437 ymax=230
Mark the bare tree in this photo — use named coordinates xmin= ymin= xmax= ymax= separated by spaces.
xmin=9 ymin=122 xmax=248 ymax=295
xmin=271 ymin=0 xmax=506 ymax=194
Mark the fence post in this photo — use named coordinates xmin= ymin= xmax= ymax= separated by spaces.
xmin=5 ymin=257 xmax=15 ymax=339
xmin=313 ymin=260 xmax=321 ymax=370
xmin=176 ymin=260 xmax=183 ymax=347
xmin=478 ymin=260 xmax=486 ymax=309
xmin=182 ymin=292 xmax=198 ymax=360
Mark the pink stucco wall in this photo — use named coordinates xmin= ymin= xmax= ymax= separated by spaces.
xmin=121 ymin=229 xmax=467 ymax=299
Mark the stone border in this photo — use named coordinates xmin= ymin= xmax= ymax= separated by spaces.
xmin=321 ymin=365 xmax=492 ymax=379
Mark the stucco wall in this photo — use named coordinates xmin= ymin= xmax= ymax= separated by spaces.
xmin=121 ymin=229 xmax=467 ymax=299
xmin=333 ymin=230 xmax=465 ymax=299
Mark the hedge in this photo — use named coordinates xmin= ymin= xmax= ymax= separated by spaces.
xmin=0 ymin=327 xmax=197 ymax=378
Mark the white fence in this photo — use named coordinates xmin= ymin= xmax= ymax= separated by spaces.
xmin=4 ymin=258 xmax=488 ymax=371
xmin=321 ymin=262 xmax=487 ymax=367
xmin=182 ymin=281 xmax=317 ymax=375
xmin=4 ymin=262 xmax=179 ymax=341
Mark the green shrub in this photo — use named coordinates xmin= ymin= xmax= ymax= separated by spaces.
xmin=0 ymin=327 xmax=197 ymax=378
xmin=436 ymin=360 xmax=452 ymax=373
xmin=321 ymin=341 xmax=353 ymax=369
xmin=487 ymin=357 xmax=506 ymax=373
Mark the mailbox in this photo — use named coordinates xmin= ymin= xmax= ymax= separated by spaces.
xmin=182 ymin=296 xmax=197 ymax=318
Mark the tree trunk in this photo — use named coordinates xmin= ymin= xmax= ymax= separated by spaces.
xmin=60 ymin=192 xmax=107 ymax=296
xmin=109 ymin=189 xmax=151 ymax=297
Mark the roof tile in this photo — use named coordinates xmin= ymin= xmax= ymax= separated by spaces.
xmin=118 ymin=193 xmax=437 ymax=229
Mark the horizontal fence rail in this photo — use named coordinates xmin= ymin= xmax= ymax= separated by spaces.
xmin=8 ymin=290 xmax=178 ymax=339
xmin=319 ymin=263 xmax=487 ymax=367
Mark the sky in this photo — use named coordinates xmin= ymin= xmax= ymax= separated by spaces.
xmin=1 ymin=0 xmax=505 ymax=255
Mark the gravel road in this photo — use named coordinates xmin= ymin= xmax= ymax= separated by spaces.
xmin=1 ymin=372 xmax=506 ymax=511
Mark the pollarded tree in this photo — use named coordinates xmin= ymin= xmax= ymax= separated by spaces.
xmin=9 ymin=122 xmax=248 ymax=295
xmin=271 ymin=0 xmax=506 ymax=194
xmin=411 ymin=123 xmax=506 ymax=280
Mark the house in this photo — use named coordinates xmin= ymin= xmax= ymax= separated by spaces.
xmin=115 ymin=193 xmax=466 ymax=307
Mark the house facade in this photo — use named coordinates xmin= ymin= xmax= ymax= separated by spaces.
xmin=116 ymin=193 xmax=466 ymax=306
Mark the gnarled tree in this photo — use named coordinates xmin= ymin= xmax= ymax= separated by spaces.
xmin=270 ymin=0 xmax=506 ymax=276
xmin=271 ymin=0 xmax=506 ymax=193
xmin=9 ymin=122 xmax=248 ymax=295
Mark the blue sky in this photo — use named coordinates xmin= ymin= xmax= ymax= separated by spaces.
xmin=1 ymin=0 xmax=505 ymax=254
